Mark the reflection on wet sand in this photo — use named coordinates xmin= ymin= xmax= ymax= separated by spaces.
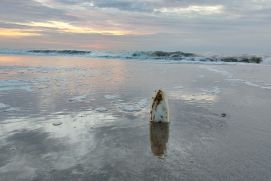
xmin=150 ymin=122 xmax=169 ymax=157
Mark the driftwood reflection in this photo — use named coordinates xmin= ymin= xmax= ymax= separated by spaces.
xmin=150 ymin=122 xmax=169 ymax=157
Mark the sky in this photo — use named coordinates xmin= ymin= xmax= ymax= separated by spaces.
xmin=0 ymin=0 xmax=270 ymax=54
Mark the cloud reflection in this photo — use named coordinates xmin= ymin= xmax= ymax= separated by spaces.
xmin=169 ymin=90 xmax=218 ymax=103
xmin=0 ymin=110 xmax=118 ymax=171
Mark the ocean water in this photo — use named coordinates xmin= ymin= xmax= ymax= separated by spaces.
xmin=0 ymin=49 xmax=269 ymax=64
xmin=0 ymin=55 xmax=271 ymax=180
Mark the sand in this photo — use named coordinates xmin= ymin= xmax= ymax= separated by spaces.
xmin=0 ymin=55 xmax=271 ymax=180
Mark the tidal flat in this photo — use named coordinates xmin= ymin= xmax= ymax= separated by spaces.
xmin=0 ymin=55 xmax=271 ymax=180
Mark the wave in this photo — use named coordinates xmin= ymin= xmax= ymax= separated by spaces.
xmin=27 ymin=50 xmax=91 ymax=55
xmin=128 ymin=51 xmax=263 ymax=63
xmin=0 ymin=49 xmax=265 ymax=64
xmin=0 ymin=49 xmax=92 ymax=56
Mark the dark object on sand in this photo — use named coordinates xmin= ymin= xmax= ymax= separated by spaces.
xmin=52 ymin=122 xmax=63 ymax=126
xmin=221 ymin=113 xmax=226 ymax=117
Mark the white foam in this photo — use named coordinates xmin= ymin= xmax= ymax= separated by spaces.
xmin=261 ymin=86 xmax=271 ymax=90
xmin=117 ymin=98 xmax=148 ymax=113
xmin=5 ymin=107 xmax=20 ymax=112
xmin=118 ymin=104 xmax=141 ymax=112
xmin=95 ymin=107 xmax=108 ymax=112
xmin=174 ymin=85 xmax=184 ymax=89
xmin=0 ymin=103 xmax=20 ymax=112
xmin=137 ymin=98 xmax=148 ymax=108
xmin=169 ymin=90 xmax=217 ymax=104
xmin=243 ymin=81 xmax=259 ymax=87
xmin=200 ymin=66 xmax=233 ymax=78
xmin=227 ymin=78 xmax=271 ymax=90
xmin=201 ymin=66 xmax=271 ymax=91
xmin=262 ymin=56 xmax=271 ymax=65
xmin=104 ymin=94 xmax=120 ymax=100
xmin=0 ymin=103 xmax=8 ymax=109
xmin=68 ymin=95 xmax=87 ymax=102
xmin=201 ymin=86 xmax=221 ymax=94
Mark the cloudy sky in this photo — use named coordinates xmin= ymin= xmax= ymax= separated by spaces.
xmin=0 ymin=0 xmax=270 ymax=54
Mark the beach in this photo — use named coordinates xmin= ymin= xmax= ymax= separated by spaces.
xmin=0 ymin=55 xmax=271 ymax=180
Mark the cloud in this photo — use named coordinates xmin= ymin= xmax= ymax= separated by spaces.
xmin=0 ymin=0 xmax=76 ymax=22
xmin=154 ymin=5 xmax=224 ymax=15
xmin=90 ymin=0 xmax=154 ymax=12
xmin=0 ymin=0 xmax=271 ymax=54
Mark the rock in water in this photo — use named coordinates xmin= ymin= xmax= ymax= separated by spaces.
xmin=150 ymin=89 xmax=169 ymax=122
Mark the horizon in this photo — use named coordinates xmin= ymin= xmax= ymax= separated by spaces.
xmin=0 ymin=0 xmax=271 ymax=54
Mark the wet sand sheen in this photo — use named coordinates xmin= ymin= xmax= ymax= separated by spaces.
xmin=0 ymin=55 xmax=271 ymax=180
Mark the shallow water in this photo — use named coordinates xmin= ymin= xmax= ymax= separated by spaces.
xmin=0 ymin=55 xmax=271 ymax=180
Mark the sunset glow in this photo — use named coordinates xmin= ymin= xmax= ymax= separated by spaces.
xmin=16 ymin=21 xmax=130 ymax=35
xmin=0 ymin=28 xmax=41 ymax=37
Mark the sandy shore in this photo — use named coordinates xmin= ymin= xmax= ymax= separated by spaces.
xmin=0 ymin=55 xmax=271 ymax=180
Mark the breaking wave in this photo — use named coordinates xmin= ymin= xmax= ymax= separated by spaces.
xmin=0 ymin=49 xmax=265 ymax=64
xmin=28 ymin=50 xmax=91 ymax=55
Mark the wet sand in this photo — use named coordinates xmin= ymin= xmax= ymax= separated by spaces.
xmin=0 ymin=55 xmax=271 ymax=180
